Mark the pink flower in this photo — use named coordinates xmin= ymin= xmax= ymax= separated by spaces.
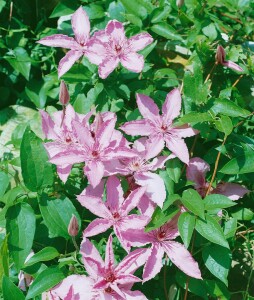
xmin=215 ymin=45 xmax=243 ymax=72
xmin=78 ymin=176 xmax=149 ymax=251
xmin=123 ymin=215 xmax=202 ymax=282
xmin=37 ymin=7 xmax=100 ymax=77
xmin=91 ymin=20 xmax=153 ymax=79
xmin=121 ymin=88 xmax=198 ymax=164
xmin=187 ymin=157 xmax=249 ymax=200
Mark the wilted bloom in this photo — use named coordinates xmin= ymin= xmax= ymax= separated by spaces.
xmin=59 ymin=80 xmax=70 ymax=106
xmin=68 ymin=214 xmax=79 ymax=237
xmin=187 ymin=157 xmax=249 ymax=199
xmin=215 ymin=45 xmax=243 ymax=72
xmin=121 ymin=88 xmax=198 ymax=164
xmin=90 ymin=20 xmax=153 ymax=79
xmin=123 ymin=214 xmax=202 ymax=282
xmin=78 ymin=176 xmax=149 ymax=251
xmin=37 ymin=7 xmax=100 ymax=77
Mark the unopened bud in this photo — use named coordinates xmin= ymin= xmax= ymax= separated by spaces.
xmin=68 ymin=214 xmax=79 ymax=237
xmin=176 ymin=0 xmax=184 ymax=8
xmin=59 ymin=80 xmax=70 ymax=106
xmin=215 ymin=45 xmax=226 ymax=64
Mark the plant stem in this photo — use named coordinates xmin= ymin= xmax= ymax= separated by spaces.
xmin=163 ymin=256 xmax=168 ymax=300
xmin=244 ymin=250 xmax=254 ymax=300
xmin=204 ymin=62 xmax=218 ymax=83
xmin=232 ymin=74 xmax=243 ymax=87
xmin=72 ymin=236 xmax=79 ymax=252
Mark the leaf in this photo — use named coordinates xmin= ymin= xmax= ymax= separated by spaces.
xmin=166 ymin=158 xmax=181 ymax=183
xmin=139 ymin=40 xmax=157 ymax=58
xmin=223 ymin=218 xmax=237 ymax=239
xmin=211 ymin=99 xmax=250 ymax=117
xmin=214 ymin=115 xmax=233 ymax=136
xmin=220 ymin=150 xmax=254 ymax=174
xmin=0 ymin=235 xmax=9 ymax=286
xmin=2 ymin=275 xmax=25 ymax=300
xmin=120 ymin=0 xmax=149 ymax=19
xmin=178 ymin=212 xmax=196 ymax=248
xmin=61 ymin=64 xmax=93 ymax=83
xmin=26 ymin=266 xmax=65 ymax=299
xmin=204 ymin=194 xmax=237 ymax=210
xmin=151 ymin=6 xmax=171 ymax=23
xmin=6 ymin=203 xmax=36 ymax=270
xmin=202 ymin=23 xmax=217 ymax=41
xmin=108 ymin=1 xmax=125 ymax=22
xmin=195 ymin=215 xmax=229 ymax=248
xmin=151 ymin=23 xmax=184 ymax=42
xmin=49 ymin=0 xmax=76 ymax=18
xmin=181 ymin=189 xmax=205 ymax=219
xmin=202 ymin=244 xmax=231 ymax=285
xmin=84 ymin=4 xmax=105 ymax=19
xmin=39 ymin=194 xmax=81 ymax=239
xmin=0 ymin=172 xmax=9 ymax=197
xmin=25 ymin=247 xmax=59 ymax=267
xmin=176 ymin=112 xmax=213 ymax=125
xmin=20 ymin=126 xmax=54 ymax=192
xmin=110 ymin=99 xmax=124 ymax=112
xmin=231 ymin=207 xmax=254 ymax=221
xmin=205 ymin=279 xmax=231 ymax=300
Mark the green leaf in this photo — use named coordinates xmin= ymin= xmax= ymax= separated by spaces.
xmin=181 ymin=189 xmax=205 ymax=219
xmin=2 ymin=275 xmax=25 ymax=300
xmin=49 ymin=0 xmax=76 ymax=18
xmin=61 ymin=64 xmax=93 ymax=83
xmin=0 ymin=236 xmax=9 ymax=286
xmin=204 ymin=194 xmax=237 ymax=210
xmin=178 ymin=212 xmax=196 ymax=248
xmin=6 ymin=203 xmax=36 ymax=270
xmin=195 ymin=215 xmax=229 ymax=248
xmin=220 ymin=150 xmax=254 ymax=174
xmin=39 ymin=194 xmax=81 ymax=239
xmin=223 ymin=218 xmax=237 ymax=239
xmin=25 ymin=247 xmax=59 ymax=267
xmin=211 ymin=99 xmax=250 ymax=117
xmin=231 ymin=207 xmax=254 ymax=221
xmin=151 ymin=6 xmax=171 ymax=23
xmin=108 ymin=1 xmax=125 ymax=22
xmin=110 ymin=99 xmax=124 ymax=112
xmin=120 ymin=0 xmax=148 ymax=19
xmin=214 ymin=115 xmax=233 ymax=136
xmin=166 ymin=158 xmax=181 ymax=183
xmin=205 ymin=279 xmax=231 ymax=300
xmin=26 ymin=266 xmax=65 ymax=299
xmin=139 ymin=40 xmax=157 ymax=58
xmin=202 ymin=23 xmax=217 ymax=41
xmin=0 ymin=0 xmax=6 ymax=13
xmin=84 ymin=4 xmax=105 ymax=19
xmin=20 ymin=126 xmax=54 ymax=192
xmin=0 ymin=172 xmax=9 ymax=197
xmin=151 ymin=23 xmax=184 ymax=41
xmin=177 ymin=112 xmax=213 ymax=125
xmin=202 ymin=244 xmax=231 ymax=285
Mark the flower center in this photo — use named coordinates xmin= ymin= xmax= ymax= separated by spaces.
xmin=161 ymin=124 xmax=168 ymax=132
xmin=104 ymin=286 xmax=113 ymax=294
xmin=112 ymin=212 xmax=120 ymax=219
xmin=92 ymin=150 xmax=99 ymax=158
xmin=157 ymin=230 xmax=166 ymax=240
xmin=105 ymin=273 xmax=116 ymax=283
xmin=65 ymin=136 xmax=72 ymax=143
xmin=115 ymin=44 xmax=122 ymax=52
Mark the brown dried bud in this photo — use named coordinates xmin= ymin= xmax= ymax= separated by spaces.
xmin=176 ymin=0 xmax=184 ymax=8
xmin=59 ymin=80 xmax=70 ymax=106
xmin=215 ymin=45 xmax=226 ymax=65
xmin=68 ymin=214 xmax=79 ymax=237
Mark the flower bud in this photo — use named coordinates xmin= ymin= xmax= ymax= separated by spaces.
xmin=215 ymin=45 xmax=226 ymax=65
xmin=59 ymin=80 xmax=70 ymax=106
xmin=176 ymin=0 xmax=184 ymax=7
xmin=68 ymin=214 xmax=79 ymax=237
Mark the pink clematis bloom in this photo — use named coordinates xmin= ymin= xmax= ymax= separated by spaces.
xmin=90 ymin=20 xmax=153 ymax=79
xmin=123 ymin=215 xmax=202 ymax=282
xmin=215 ymin=45 xmax=243 ymax=72
xmin=120 ymin=88 xmax=198 ymax=164
xmin=81 ymin=235 xmax=148 ymax=299
xmin=187 ymin=157 xmax=249 ymax=200
xmin=78 ymin=176 xmax=149 ymax=252
xmin=37 ymin=7 xmax=99 ymax=77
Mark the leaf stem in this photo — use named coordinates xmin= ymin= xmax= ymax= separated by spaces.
xmin=204 ymin=62 xmax=218 ymax=84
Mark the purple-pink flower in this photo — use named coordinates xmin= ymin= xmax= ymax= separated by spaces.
xmin=121 ymin=88 xmax=198 ymax=164
xmin=215 ymin=45 xmax=243 ymax=72
xmin=78 ymin=176 xmax=149 ymax=252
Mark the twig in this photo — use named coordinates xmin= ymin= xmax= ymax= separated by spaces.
xmin=232 ymin=74 xmax=243 ymax=87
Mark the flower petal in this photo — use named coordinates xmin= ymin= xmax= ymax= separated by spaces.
xmin=37 ymin=34 xmax=78 ymax=49
xmin=136 ymin=94 xmax=160 ymax=121
xmin=86 ymin=38 xmax=107 ymax=65
xmin=213 ymin=182 xmax=249 ymax=201
xmin=121 ymin=52 xmax=144 ymax=73
xmin=99 ymin=56 xmax=119 ymax=79
xmin=163 ymin=241 xmax=202 ymax=279
xmin=83 ymin=218 xmax=112 ymax=237
xmin=120 ymin=119 xmax=154 ymax=136
xmin=186 ymin=157 xmax=210 ymax=188
xmin=162 ymin=88 xmax=181 ymax=123
xmin=121 ymin=186 xmax=146 ymax=214
xmin=40 ymin=110 xmax=58 ymax=140
xmin=165 ymin=135 xmax=189 ymax=164
xmin=172 ymin=124 xmax=198 ymax=138
xmin=57 ymin=165 xmax=72 ymax=183
xmin=106 ymin=176 xmax=124 ymax=211
xmin=144 ymin=135 xmax=165 ymax=160
xmin=128 ymin=33 xmax=153 ymax=52
xmin=137 ymin=194 xmax=156 ymax=217
xmin=105 ymin=235 xmax=115 ymax=271
xmin=71 ymin=6 xmax=90 ymax=45
xmin=97 ymin=119 xmax=116 ymax=150
xmin=50 ymin=150 xmax=86 ymax=165
xmin=222 ymin=60 xmax=243 ymax=72
xmin=143 ymin=244 xmax=164 ymax=282
xmin=85 ymin=160 xmax=105 ymax=188
xmin=58 ymin=50 xmax=83 ymax=78
xmin=106 ymin=20 xmax=126 ymax=44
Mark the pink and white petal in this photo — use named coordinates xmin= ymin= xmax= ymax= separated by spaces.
xmin=71 ymin=6 xmax=90 ymax=45
xmin=97 ymin=119 xmax=116 ymax=150
xmin=144 ymin=135 xmax=165 ymax=160
xmin=172 ymin=124 xmax=199 ymax=138
xmin=114 ymin=225 xmax=131 ymax=252
xmin=57 ymin=165 xmax=72 ymax=183
xmin=85 ymin=160 xmax=105 ymax=188
xmin=44 ymin=142 xmax=68 ymax=159
xmin=143 ymin=244 xmax=164 ymax=282
xmin=147 ymin=155 xmax=171 ymax=171
xmin=104 ymin=147 xmax=138 ymax=160
xmin=72 ymin=120 xmax=94 ymax=150
xmin=132 ymin=138 xmax=147 ymax=153
xmin=86 ymin=38 xmax=107 ymax=65
xmin=118 ymin=215 xmax=150 ymax=232
xmin=50 ymin=150 xmax=86 ymax=165
xmin=77 ymin=194 xmax=111 ymax=219
xmin=121 ymin=229 xmax=154 ymax=247
xmin=213 ymin=182 xmax=249 ymax=201
xmin=106 ymin=176 xmax=124 ymax=211
xmin=58 ymin=50 xmax=83 ymax=78
xmin=79 ymin=179 xmax=105 ymax=198
xmin=105 ymin=235 xmax=115 ymax=271
xmin=136 ymin=94 xmax=160 ymax=121
xmin=165 ymin=135 xmax=189 ymax=164
xmin=137 ymin=194 xmax=156 ymax=217
xmin=163 ymin=241 xmax=202 ymax=279
xmin=222 ymin=60 xmax=243 ymax=72
xmin=162 ymin=88 xmax=181 ymax=123
xmin=134 ymin=171 xmax=166 ymax=208
xmin=39 ymin=110 xmax=58 ymax=140
xmin=123 ymin=289 xmax=148 ymax=300
xmin=186 ymin=157 xmax=210 ymax=188
xmin=121 ymin=186 xmax=147 ymax=214
xmin=99 ymin=56 xmax=120 ymax=79
xmin=83 ymin=218 xmax=112 ymax=237
xmin=120 ymin=119 xmax=154 ymax=136
xmin=80 ymin=237 xmax=105 ymax=278
xmin=116 ymin=274 xmax=141 ymax=285
xmin=121 ymin=52 xmax=144 ymax=73
xmin=128 ymin=33 xmax=153 ymax=52
xmin=106 ymin=20 xmax=126 ymax=44
xmin=37 ymin=34 xmax=78 ymax=49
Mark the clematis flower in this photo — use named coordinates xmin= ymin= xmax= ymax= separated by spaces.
xmin=186 ymin=157 xmax=249 ymax=200
xmin=78 ymin=176 xmax=149 ymax=252
xmin=120 ymin=88 xmax=198 ymax=164
xmin=90 ymin=20 xmax=153 ymax=79
xmin=215 ymin=45 xmax=243 ymax=72
xmin=37 ymin=7 xmax=100 ymax=77
xmin=123 ymin=214 xmax=202 ymax=282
